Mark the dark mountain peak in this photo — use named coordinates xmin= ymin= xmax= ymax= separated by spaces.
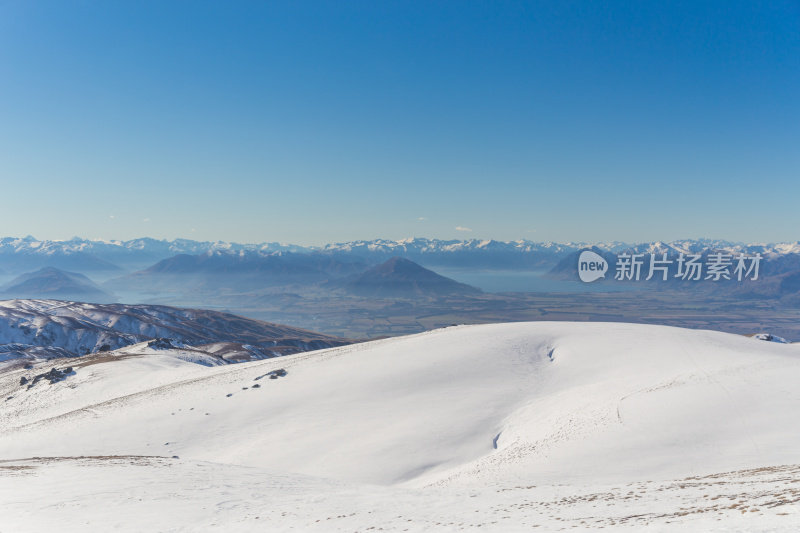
xmin=25 ymin=266 xmax=60 ymax=275
xmin=346 ymin=257 xmax=481 ymax=298
xmin=374 ymin=256 xmax=428 ymax=274
xmin=2 ymin=267 xmax=114 ymax=303
xmin=7 ymin=266 xmax=93 ymax=286
xmin=25 ymin=266 xmax=80 ymax=277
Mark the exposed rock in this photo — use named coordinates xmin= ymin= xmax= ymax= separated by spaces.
xmin=255 ymin=369 xmax=287 ymax=381
xmin=752 ymin=333 xmax=789 ymax=344
xmin=147 ymin=338 xmax=178 ymax=350
xmin=26 ymin=367 xmax=74 ymax=389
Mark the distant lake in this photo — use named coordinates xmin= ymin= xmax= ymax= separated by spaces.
xmin=432 ymin=268 xmax=641 ymax=294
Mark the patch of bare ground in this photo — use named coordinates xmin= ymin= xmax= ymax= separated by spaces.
xmin=0 ymin=464 xmax=37 ymax=476
xmin=489 ymin=464 xmax=800 ymax=528
xmin=0 ymin=455 xmax=176 ymax=467
xmin=69 ymin=352 xmax=140 ymax=368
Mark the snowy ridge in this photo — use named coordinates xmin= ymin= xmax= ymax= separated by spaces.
xmin=0 ymin=236 xmax=307 ymax=256
xmin=0 ymin=299 xmax=347 ymax=364
xmin=317 ymin=237 xmax=800 ymax=256
xmin=3 ymin=235 xmax=800 ymax=262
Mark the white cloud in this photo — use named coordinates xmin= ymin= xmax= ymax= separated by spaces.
xmin=108 ymin=215 xmax=115 ymax=219
xmin=142 ymin=218 xmax=151 ymax=223
xmin=455 ymin=226 xmax=472 ymax=232
xmin=417 ymin=217 xmax=427 ymax=221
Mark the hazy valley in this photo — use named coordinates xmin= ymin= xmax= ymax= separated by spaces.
xmin=0 ymin=236 xmax=799 ymax=340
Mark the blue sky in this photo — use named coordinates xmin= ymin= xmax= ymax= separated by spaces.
xmin=0 ymin=1 xmax=797 ymax=245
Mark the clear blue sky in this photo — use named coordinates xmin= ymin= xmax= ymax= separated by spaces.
xmin=0 ymin=1 xmax=797 ymax=245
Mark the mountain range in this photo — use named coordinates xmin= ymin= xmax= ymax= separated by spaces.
xmin=3 ymin=236 xmax=800 ymax=275
xmin=105 ymin=251 xmax=367 ymax=294
xmin=547 ymin=244 xmax=800 ymax=302
xmin=3 ymin=237 xmax=800 ymax=313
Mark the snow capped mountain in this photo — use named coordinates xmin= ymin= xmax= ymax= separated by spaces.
xmin=317 ymin=237 xmax=585 ymax=255
xmin=0 ymin=238 xmax=122 ymax=274
xmin=549 ymin=240 xmax=800 ymax=286
xmin=0 ymin=299 xmax=347 ymax=364
xmin=0 ymin=237 xmax=311 ymax=273
xmin=2 ymin=236 xmax=800 ymax=275
xmin=2 ymin=237 xmax=799 ymax=292
xmin=4 ymin=236 xmax=800 ymax=257
xmin=0 ymin=321 xmax=798 ymax=531
xmin=0 ymin=236 xmax=308 ymax=256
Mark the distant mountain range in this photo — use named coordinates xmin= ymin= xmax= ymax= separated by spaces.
xmin=0 ymin=299 xmax=348 ymax=364
xmin=104 ymin=251 xmax=368 ymax=294
xmin=0 ymin=236 xmax=306 ymax=274
xmin=2 ymin=236 xmax=800 ymax=275
xmin=104 ymin=254 xmax=481 ymax=300
xmin=548 ymin=244 xmax=800 ymax=300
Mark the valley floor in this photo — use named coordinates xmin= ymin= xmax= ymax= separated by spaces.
xmin=189 ymin=288 xmax=800 ymax=340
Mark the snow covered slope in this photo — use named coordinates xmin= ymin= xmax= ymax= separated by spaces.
xmin=1 ymin=322 xmax=799 ymax=531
